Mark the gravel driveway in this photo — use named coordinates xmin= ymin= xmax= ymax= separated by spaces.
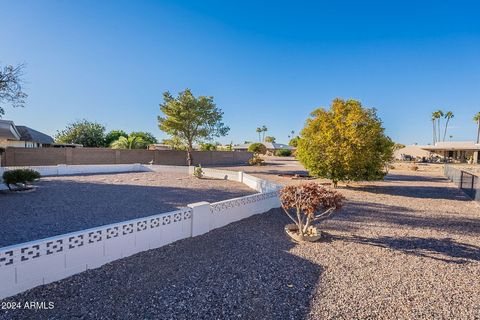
xmin=1 ymin=168 xmax=479 ymax=319
xmin=0 ymin=171 xmax=255 ymax=247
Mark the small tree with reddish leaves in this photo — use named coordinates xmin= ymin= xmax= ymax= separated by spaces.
xmin=280 ymin=182 xmax=344 ymax=241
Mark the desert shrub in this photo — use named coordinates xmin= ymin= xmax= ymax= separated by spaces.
xmin=275 ymin=149 xmax=292 ymax=157
xmin=248 ymin=154 xmax=265 ymax=166
xmin=2 ymin=169 xmax=41 ymax=190
xmin=248 ymin=143 xmax=267 ymax=155
xmin=410 ymin=164 xmax=419 ymax=171
xmin=296 ymin=98 xmax=394 ymax=187
xmin=193 ymin=164 xmax=204 ymax=178
xmin=280 ymin=182 xmax=343 ymax=241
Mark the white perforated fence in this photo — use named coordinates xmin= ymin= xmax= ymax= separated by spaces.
xmin=0 ymin=165 xmax=282 ymax=299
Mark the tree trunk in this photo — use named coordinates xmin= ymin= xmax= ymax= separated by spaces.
xmin=437 ymin=118 xmax=441 ymax=143
xmin=432 ymin=120 xmax=436 ymax=144
xmin=477 ymin=120 xmax=480 ymax=144
xmin=295 ymin=207 xmax=304 ymax=240
xmin=187 ymin=143 xmax=193 ymax=166
xmin=443 ymin=118 xmax=450 ymax=142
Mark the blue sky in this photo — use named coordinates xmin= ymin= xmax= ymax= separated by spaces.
xmin=1 ymin=0 xmax=479 ymax=145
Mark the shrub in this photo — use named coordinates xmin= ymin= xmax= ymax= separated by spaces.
xmin=248 ymin=143 xmax=267 ymax=155
xmin=280 ymin=182 xmax=343 ymax=241
xmin=275 ymin=149 xmax=292 ymax=157
xmin=410 ymin=164 xmax=419 ymax=171
xmin=193 ymin=165 xmax=204 ymax=178
xmin=296 ymin=98 xmax=394 ymax=187
xmin=2 ymin=169 xmax=41 ymax=190
xmin=248 ymin=154 xmax=265 ymax=166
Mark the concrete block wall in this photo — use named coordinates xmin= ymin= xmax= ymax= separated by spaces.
xmin=2 ymin=148 xmax=253 ymax=167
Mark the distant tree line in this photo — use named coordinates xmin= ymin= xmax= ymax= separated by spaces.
xmin=55 ymin=119 xmax=158 ymax=148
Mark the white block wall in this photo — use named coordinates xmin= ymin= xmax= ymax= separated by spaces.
xmin=0 ymin=165 xmax=282 ymax=299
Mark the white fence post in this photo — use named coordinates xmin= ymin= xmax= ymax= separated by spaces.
xmin=238 ymin=171 xmax=244 ymax=183
xmin=188 ymin=201 xmax=211 ymax=237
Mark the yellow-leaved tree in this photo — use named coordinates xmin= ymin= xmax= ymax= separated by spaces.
xmin=296 ymin=98 xmax=394 ymax=187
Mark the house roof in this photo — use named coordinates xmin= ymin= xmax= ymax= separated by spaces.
xmin=15 ymin=126 xmax=54 ymax=144
xmin=234 ymin=142 xmax=295 ymax=150
xmin=0 ymin=120 xmax=22 ymax=140
xmin=420 ymin=141 xmax=480 ymax=151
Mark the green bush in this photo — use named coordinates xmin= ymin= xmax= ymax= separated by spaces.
xmin=193 ymin=164 xmax=204 ymax=178
xmin=275 ymin=149 xmax=292 ymax=157
xmin=2 ymin=169 xmax=41 ymax=190
xmin=248 ymin=143 xmax=267 ymax=155
xmin=248 ymin=154 xmax=265 ymax=166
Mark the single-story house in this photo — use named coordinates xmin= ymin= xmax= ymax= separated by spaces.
xmin=420 ymin=141 xmax=480 ymax=163
xmin=234 ymin=142 xmax=295 ymax=154
xmin=0 ymin=120 xmax=54 ymax=148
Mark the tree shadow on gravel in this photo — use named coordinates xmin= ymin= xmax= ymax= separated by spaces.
xmin=0 ymin=209 xmax=322 ymax=320
xmin=342 ymin=235 xmax=480 ymax=264
xmin=328 ymin=201 xmax=480 ymax=237
xmin=348 ymin=173 xmax=470 ymax=201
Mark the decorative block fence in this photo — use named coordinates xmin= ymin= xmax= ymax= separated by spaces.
xmin=0 ymin=165 xmax=282 ymax=299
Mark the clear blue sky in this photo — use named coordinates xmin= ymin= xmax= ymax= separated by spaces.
xmin=1 ymin=0 xmax=479 ymax=145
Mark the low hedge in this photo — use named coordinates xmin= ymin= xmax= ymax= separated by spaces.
xmin=2 ymin=169 xmax=41 ymax=190
xmin=275 ymin=149 xmax=292 ymax=157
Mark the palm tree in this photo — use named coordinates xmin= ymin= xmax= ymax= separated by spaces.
xmin=431 ymin=114 xmax=437 ymax=144
xmin=111 ymin=135 xmax=145 ymax=149
xmin=256 ymin=127 xmax=262 ymax=142
xmin=442 ymin=111 xmax=454 ymax=142
xmin=261 ymin=125 xmax=268 ymax=142
xmin=435 ymin=110 xmax=444 ymax=142
xmin=474 ymin=112 xmax=480 ymax=144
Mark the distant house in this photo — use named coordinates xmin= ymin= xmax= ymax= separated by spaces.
xmin=420 ymin=141 xmax=480 ymax=163
xmin=0 ymin=120 xmax=54 ymax=148
xmin=234 ymin=142 xmax=295 ymax=154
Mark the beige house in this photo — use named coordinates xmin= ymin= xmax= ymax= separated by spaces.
xmin=420 ymin=141 xmax=480 ymax=163
xmin=0 ymin=120 xmax=54 ymax=148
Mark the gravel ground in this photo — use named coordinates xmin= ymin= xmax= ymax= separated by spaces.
xmin=1 ymin=164 xmax=479 ymax=319
xmin=0 ymin=171 xmax=255 ymax=247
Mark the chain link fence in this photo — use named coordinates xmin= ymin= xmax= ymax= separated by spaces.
xmin=444 ymin=164 xmax=479 ymax=200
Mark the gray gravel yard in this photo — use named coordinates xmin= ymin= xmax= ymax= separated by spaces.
xmin=0 ymin=171 xmax=256 ymax=247
xmin=1 ymin=166 xmax=479 ymax=319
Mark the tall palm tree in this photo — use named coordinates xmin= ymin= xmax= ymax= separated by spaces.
xmin=474 ymin=112 xmax=480 ymax=144
xmin=256 ymin=127 xmax=262 ymax=142
xmin=431 ymin=114 xmax=437 ymax=144
xmin=435 ymin=110 xmax=444 ymax=142
xmin=442 ymin=111 xmax=454 ymax=142
xmin=261 ymin=125 xmax=268 ymax=142
xmin=111 ymin=135 xmax=145 ymax=149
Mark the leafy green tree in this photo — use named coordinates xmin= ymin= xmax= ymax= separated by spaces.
xmin=158 ymin=89 xmax=230 ymax=165
xmin=130 ymin=131 xmax=158 ymax=147
xmin=200 ymin=142 xmax=217 ymax=151
xmin=161 ymin=137 xmax=186 ymax=150
xmin=264 ymin=136 xmax=276 ymax=143
xmin=111 ymin=135 xmax=145 ymax=149
xmin=0 ymin=63 xmax=28 ymax=117
xmin=296 ymin=98 xmax=394 ymax=187
xmin=105 ymin=130 xmax=128 ymax=147
xmin=248 ymin=142 xmax=267 ymax=155
xmin=289 ymin=136 xmax=300 ymax=147
xmin=55 ymin=120 xmax=106 ymax=147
